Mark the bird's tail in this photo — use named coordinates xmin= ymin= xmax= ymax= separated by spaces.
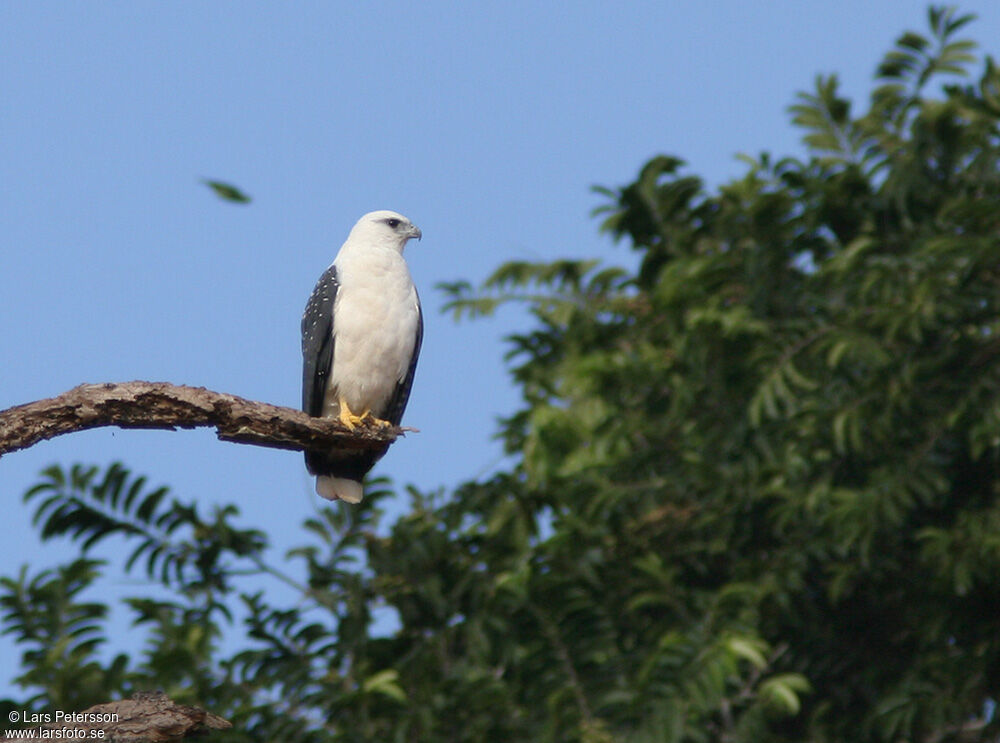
xmin=316 ymin=475 xmax=364 ymax=504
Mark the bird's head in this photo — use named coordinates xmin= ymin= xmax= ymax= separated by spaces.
xmin=349 ymin=210 xmax=422 ymax=252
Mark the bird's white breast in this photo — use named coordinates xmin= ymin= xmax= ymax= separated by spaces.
xmin=324 ymin=244 xmax=419 ymax=417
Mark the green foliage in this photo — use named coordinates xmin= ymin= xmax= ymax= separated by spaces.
xmin=202 ymin=179 xmax=252 ymax=204
xmin=5 ymin=6 xmax=1000 ymax=741
xmin=26 ymin=462 xmax=266 ymax=595
xmin=0 ymin=559 xmax=127 ymax=710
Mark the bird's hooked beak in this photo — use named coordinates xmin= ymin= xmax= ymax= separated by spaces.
xmin=409 ymin=224 xmax=422 ymax=242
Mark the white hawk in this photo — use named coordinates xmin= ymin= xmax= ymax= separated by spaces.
xmin=301 ymin=210 xmax=423 ymax=503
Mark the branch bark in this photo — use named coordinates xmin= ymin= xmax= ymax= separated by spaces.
xmin=0 ymin=381 xmax=406 ymax=461
xmin=1 ymin=691 xmax=231 ymax=742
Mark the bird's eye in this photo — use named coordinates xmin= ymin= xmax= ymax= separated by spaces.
xmin=385 ymin=218 xmax=401 ymax=229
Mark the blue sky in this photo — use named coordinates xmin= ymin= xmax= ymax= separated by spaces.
xmin=3 ymin=1 xmax=998 ymax=695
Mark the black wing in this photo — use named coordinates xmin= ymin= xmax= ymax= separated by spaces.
xmin=383 ymin=292 xmax=423 ymax=426
xmin=301 ymin=264 xmax=339 ymax=417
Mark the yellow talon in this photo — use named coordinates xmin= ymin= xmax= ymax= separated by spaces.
xmin=337 ymin=400 xmax=392 ymax=430
xmin=358 ymin=409 xmax=393 ymax=428
xmin=337 ymin=399 xmax=366 ymax=430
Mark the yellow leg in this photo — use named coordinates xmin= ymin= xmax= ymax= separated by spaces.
xmin=337 ymin=398 xmax=366 ymax=430
xmin=337 ymin=399 xmax=393 ymax=430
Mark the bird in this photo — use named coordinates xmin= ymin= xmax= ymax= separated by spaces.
xmin=301 ymin=210 xmax=423 ymax=503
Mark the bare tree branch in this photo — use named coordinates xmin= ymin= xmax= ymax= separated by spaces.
xmin=0 ymin=381 xmax=407 ymax=461
xmin=1 ymin=691 xmax=231 ymax=742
